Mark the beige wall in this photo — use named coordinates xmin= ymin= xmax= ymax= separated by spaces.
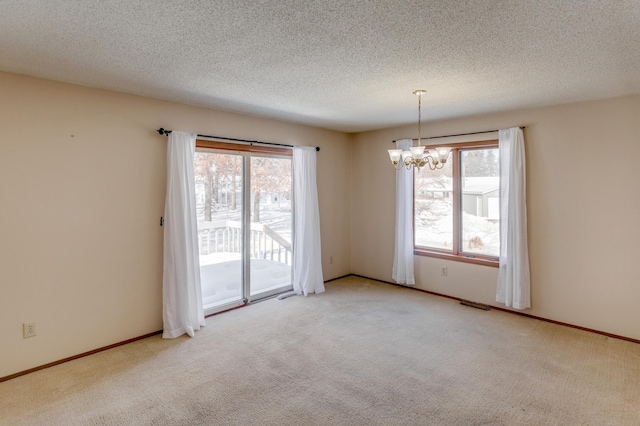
xmin=352 ymin=95 xmax=640 ymax=341
xmin=0 ymin=72 xmax=352 ymax=378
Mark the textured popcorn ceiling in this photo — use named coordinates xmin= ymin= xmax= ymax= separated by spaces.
xmin=0 ymin=1 xmax=638 ymax=132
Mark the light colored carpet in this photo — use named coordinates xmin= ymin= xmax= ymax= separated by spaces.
xmin=1 ymin=276 xmax=639 ymax=425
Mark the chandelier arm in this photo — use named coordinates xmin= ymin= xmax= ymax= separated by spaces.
xmin=422 ymin=155 xmax=438 ymax=170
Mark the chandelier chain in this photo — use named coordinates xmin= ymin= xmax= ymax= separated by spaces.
xmin=417 ymin=93 xmax=421 ymax=146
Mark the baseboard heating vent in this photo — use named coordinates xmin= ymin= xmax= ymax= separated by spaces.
xmin=460 ymin=300 xmax=491 ymax=311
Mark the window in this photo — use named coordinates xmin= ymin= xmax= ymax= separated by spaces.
xmin=414 ymin=140 xmax=499 ymax=266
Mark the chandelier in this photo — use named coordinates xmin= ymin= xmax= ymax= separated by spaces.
xmin=388 ymin=90 xmax=451 ymax=171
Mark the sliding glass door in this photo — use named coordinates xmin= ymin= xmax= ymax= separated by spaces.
xmin=194 ymin=151 xmax=244 ymax=312
xmin=194 ymin=148 xmax=293 ymax=314
xmin=249 ymin=156 xmax=293 ymax=298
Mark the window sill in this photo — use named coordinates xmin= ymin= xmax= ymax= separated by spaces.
xmin=413 ymin=248 xmax=499 ymax=267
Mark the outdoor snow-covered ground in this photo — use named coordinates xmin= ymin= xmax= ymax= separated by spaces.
xmin=198 ymin=204 xmax=293 ymax=310
xmin=416 ymin=208 xmax=499 ymax=256
xmin=200 ymin=256 xmax=291 ymax=309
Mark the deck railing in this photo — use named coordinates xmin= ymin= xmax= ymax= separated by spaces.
xmin=198 ymin=220 xmax=292 ymax=265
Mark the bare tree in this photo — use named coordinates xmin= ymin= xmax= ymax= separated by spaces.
xmin=194 ymin=152 xmax=243 ymax=220
xmin=250 ymin=157 xmax=291 ymax=223
xmin=194 ymin=153 xmax=290 ymax=224
xmin=194 ymin=152 xmax=217 ymax=221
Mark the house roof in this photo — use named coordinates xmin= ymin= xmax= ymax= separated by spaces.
xmin=462 ymin=184 xmax=499 ymax=195
xmin=0 ymin=1 xmax=638 ymax=133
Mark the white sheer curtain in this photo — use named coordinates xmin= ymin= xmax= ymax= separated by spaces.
xmin=162 ymin=131 xmax=205 ymax=338
xmin=292 ymin=146 xmax=325 ymax=296
xmin=392 ymin=139 xmax=415 ymax=285
xmin=496 ymin=127 xmax=531 ymax=309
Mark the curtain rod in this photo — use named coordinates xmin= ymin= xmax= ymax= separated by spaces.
xmin=157 ymin=128 xmax=319 ymax=151
xmin=391 ymin=126 xmax=526 ymax=143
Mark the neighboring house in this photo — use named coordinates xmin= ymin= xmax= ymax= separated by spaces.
xmin=461 ymin=177 xmax=499 ymax=220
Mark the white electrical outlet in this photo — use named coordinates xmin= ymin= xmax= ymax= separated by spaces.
xmin=23 ymin=322 xmax=37 ymax=338
xmin=441 ymin=266 xmax=448 ymax=276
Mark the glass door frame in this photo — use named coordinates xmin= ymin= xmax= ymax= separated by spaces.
xmin=245 ymin=152 xmax=294 ymax=304
xmin=195 ymin=140 xmax=293 ymax=315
